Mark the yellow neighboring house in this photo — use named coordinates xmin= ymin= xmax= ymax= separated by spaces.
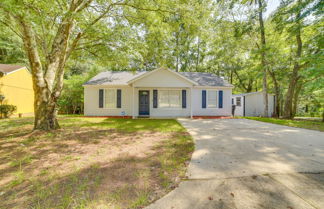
xmin=0 ymin=64 xmax=34 ymax=116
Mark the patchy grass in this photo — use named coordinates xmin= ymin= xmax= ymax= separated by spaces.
xmin=0 ymin=116 xmax=194 ymax=209
xmin=244 ymin=117 xmax=324 ymax=132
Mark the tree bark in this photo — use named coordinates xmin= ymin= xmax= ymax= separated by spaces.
xmin=269 ymin=70 xmax=280 ymax=117
xmin=34 ymin=94 xmax=60 ymax=130
xmin=196 ymin=36 xmax=200 ymax=71
xmin=257 ymin=0 xmax=268 ymax=117
xmin=283 ymin=27 xmax=302 ymax=119
xmin=175 ymin=30 xmax=180 ymax=72
xmin=292 ymin=82 xmax=302 ymax=118
xmin=14 ymin=3 xmax=77 ymax=130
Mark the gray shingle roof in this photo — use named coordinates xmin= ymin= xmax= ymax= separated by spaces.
xmin=178 ymin=72 xmax=233 ymax=87
xmin=84 ymin=70 xmax=233 ymax=87
xmin=0 ymin=64 xmax=25 ymax=74
xmin=84 ymin=71 xmax=146 ymax=85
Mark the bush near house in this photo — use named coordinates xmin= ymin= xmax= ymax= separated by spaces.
xmin=0 ymin=104 xmax=16 ymax=118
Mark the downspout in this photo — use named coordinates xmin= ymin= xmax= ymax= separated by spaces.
xmin=190 ymin=87 xmax=193 ymax=119
xmin=273 ymin=95 xmax=276 ymax=117
xmin=132 ymin=85 xmax=135 ymax=119
xmin=243 ymin=96 xmax=246 ymax=117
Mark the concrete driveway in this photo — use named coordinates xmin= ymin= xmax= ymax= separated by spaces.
xmin=146 ymin=119 xmax=324 ymax=209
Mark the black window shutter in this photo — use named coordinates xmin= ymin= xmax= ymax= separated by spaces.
xmin=153 ymin=90 xmax=158 ymax=108
xmin=99 ymin=89 xmax=104 ymax=108
xmin=219 ymin=90 xmax=223 ymax=108
xmin=202 ymin=90 xmax=206 ymax=108
xmin=182 ymin=90 xmax=187 ymax=108
xmin=117 ymin=89 xmax=122 ymax=108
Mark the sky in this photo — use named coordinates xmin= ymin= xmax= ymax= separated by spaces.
xmin=265 ymin=0 xmax=281 ymax=17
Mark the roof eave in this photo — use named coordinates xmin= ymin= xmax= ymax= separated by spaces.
xmin=83 ymin=84 xmax=130 ymax=87
xmin=194 ymin=85 xmax=234 ymax=88
xmin=1 ymin=67 xmax=26 ymax=75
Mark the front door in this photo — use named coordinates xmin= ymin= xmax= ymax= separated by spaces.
xmin=139 ymin=90 xmax=150 ymax=116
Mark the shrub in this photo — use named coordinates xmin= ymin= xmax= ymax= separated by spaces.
xmin=0 ymin=104 xmax=17 ymax=118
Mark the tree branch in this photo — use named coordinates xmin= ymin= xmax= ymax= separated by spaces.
xmin=0 ymin=20 xmax=23 ymax=38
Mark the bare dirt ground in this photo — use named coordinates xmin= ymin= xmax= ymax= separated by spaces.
xmin=0 ymin=117 xmax=194 ymax=209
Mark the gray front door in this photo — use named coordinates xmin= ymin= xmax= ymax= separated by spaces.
xmin=139 ymin=90 xmax=150 ymax=115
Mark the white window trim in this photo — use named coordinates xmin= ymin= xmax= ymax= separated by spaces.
xmin=103 ymin=88 xmax=118 ymax=109
xmin=207 ymin=90 xmax=218 ymax=109
xmin=236 ymin=97 xmax=242 ymax=107
xmin=158 ymin=89 xmax=182 ymax=109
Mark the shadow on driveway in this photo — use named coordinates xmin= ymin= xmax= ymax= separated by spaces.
xmin=146 ymin=119 xmax=324 ymax=209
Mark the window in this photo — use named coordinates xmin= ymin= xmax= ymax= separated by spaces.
xmin=104 ymin=89 xmax=116 ymax=108
xmin=158 ymin=90 xmax=181 ymax=108
xmin=236 ymin=97 xmax=241 ymax=106
xmin=207 ymin=90 xmax=217 ymax=108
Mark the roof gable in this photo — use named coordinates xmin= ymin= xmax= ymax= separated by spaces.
xmin=127 ymin=68 xmax=198 ymax=85
xmin=0 ymin=64 xmax=25 ymax=75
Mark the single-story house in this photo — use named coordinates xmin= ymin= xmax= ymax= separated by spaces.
xmin=0 ymin=64 xmax=34 ymax=116
xmin=232 ymin=92 xmax=275 ymax=117
xmin=83 ymin=67 xmax=233 ymax=118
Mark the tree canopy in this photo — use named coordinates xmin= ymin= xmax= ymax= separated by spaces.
xmin=0 ymin=0 xmax=323 ymax=128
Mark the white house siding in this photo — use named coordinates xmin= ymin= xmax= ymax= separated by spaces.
xmin=84 ymin=68 xmax=233 ymax=117
xmin=133 ymin=88 xmax=191 ymax=118
xmin=245 ymin=93 xmax=275 ymax=117
xmin=130 ymin=69 xmax=193 ymax=117
xmin=84 ymin=86 xmax=232 ymax=117
xmin=192 ymin=87 xmax=232 ymax=116
xmin=84 ymin=86 xmax=133 ymax=116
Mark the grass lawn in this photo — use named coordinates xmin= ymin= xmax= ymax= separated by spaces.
xmin=244 ymin=117 xmax=324 ymax=132
xmin=0 ymin=116 xmax=194 ymax=209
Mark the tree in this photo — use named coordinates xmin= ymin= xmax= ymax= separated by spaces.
xmin=0 ymin=0 xmax=173 ymax=130
xmin=256 ymin=0 xmax=269 ymax=117
xmin=241 ymin=0 xmax=269 ymax=116
xmin=0 ymin=25 xmax=25 ymax=63
xmin=273 ymin=0 xmax=322 ymax=118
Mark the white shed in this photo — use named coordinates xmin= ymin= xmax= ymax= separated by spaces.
xmin=232 ymin=92 xmax=275 ymax=117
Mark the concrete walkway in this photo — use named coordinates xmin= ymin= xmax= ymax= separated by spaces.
xmin=146 ymin=119 xmax=324 ymax=209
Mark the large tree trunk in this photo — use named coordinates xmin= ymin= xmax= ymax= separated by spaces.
xmin=258 ymin=0 xmax=268 ymax=117
xmin=269 ymin=71 xmax=280 ymax=117
xmin=292 ymin=82 xmax=302 ymax=118
xmin=274 ymin=85 xmax=281 ymax=118
xmin=196 ymin=36 xmax=200 ymax=71
xmin=34 ymin=95 xmax=60 ymax=130
xmin=283 ymin=28 xmax=302 ymax=119
xmin=175 ymin=31 xmax=180 ymax=72
xmin=18 ymin=12 xmax=73 ymax=130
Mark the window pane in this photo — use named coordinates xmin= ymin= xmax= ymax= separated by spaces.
xmin=105 ymin=89 xmax=116 ymax=108
xmin=236 ymin=97 xmax=241 ymax=106
xmin=208 ymin=90 xmax=217 ymax=108
xmin=169 ymin=90 xmax=181 ymax=107
xmin=159 ymin=90 xmax=169 ymax=107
